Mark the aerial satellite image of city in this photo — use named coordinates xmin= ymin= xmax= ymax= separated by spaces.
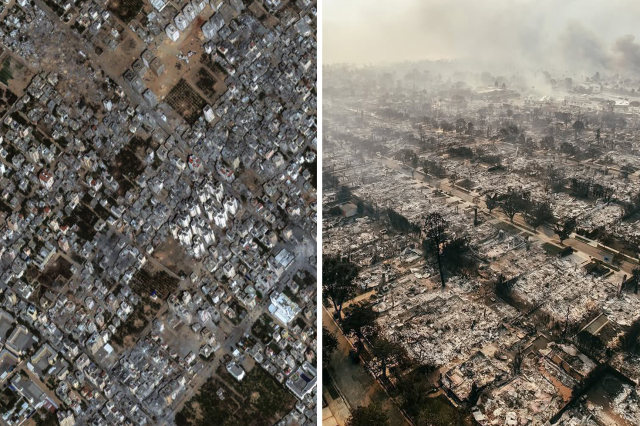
xmin=0 ymin=0 xmax=317 ymax=425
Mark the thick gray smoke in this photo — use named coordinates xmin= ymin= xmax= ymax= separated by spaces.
xmin=324 ymin=0 xmax=640 ymax=77
xmin=613 ymin=34 xmax=640 ymax=71
xmin=558 ymin=22 xmax=611 ymax=73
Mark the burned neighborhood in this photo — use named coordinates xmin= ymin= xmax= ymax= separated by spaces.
xmin=321 ymin=1 xmax=640 ymax=425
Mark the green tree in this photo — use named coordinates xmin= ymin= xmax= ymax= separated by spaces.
xmin=371 ymin=335 xmax=411 ymax=381
xmin=322 ymin=326 xmax=338 ymax=368
xmin=500 ymin=190 xmax=529 ymax=222
xmin=346 ymin=404 xmax=390 ymax=426
xmin=342 ymin=303 xmax=377 ymax=355
xmin=328 ymin=206 xmax=342 ymax=216
xmin=322 ymin=255 xmax=360 ymax=319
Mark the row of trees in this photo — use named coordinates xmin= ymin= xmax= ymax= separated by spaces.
xmin=343 ymin=385 xmax=464 ymax=426
xmin=342 ymin=303 xmax=411 ymax=382
xmin=324 ymin=214 xmax=478 ymax=292
xmin=485 ymin=190 xmax=540 ymax=224
xmin=332 ymin=300 xmax=462 ymax=426
xmin=322 ymin=256 xmax=417 ymax=426
xmin=487 ymin=187 xmax=639 ymax=249
xmin=413 ymin=96 xmax=630 ymax=150
xmin=485 ymin=190 xmax=552 ymax=228
xmin=341 ymin=192 xmax=421 ymax=237
xmin=322 ymin=328 xmax=391 ymax=426
xmin=322 ymin=257 xmax=413 ymax=383
xmin=387 ymin=208 xmax=420 ymax=234
xmin=444 ymin=146 xmax=503 ymax=168
xmin=570 ymin=178 xmax=615 ymax=202
xmin=395 ymin=148 xmax=419 ymax=168
xmin=485 ymin=190 xmax=580 ymax=243
xmin=447 ymin=146 xmax=474 ymax=159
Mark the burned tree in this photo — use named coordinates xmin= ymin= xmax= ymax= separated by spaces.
xmin=632 ymin=268 xmax=640 ymax=294
xmin=441 ymin=237 xmax=477 ymax=275
xmin=337 ymin=185 xmax=352 ymax=202
xmin=387 ymin=208 xmax=420 ymax=234
xmin=543 ymin=166 xmax=565 ymax=193
xmin=422 ymin=213 xmax=477 ymax=285
xmin=422 ymin=212 xmax=447 ymax=287
xmin=572 ymin=120 xmax=585 ymax=139
xmin=512 ymin=349 xmax=524 ymax=375
xmin=485 ymin=193 xmax=499 ymax=213
xmin=540 ymin=135 xmax=555 ymax=150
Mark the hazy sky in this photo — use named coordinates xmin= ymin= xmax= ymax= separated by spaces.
xmin=323 ymin=0 xmax=640 ymax=74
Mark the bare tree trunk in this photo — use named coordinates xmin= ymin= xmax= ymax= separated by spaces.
xmin=332 ymin=299 xmax=342 ymax=320
xmin=437 ymin=250 xmax=445 ymax=288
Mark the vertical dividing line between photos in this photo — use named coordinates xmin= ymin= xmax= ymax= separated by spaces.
xmin=316 ymin=0 xmax=324 ymax=420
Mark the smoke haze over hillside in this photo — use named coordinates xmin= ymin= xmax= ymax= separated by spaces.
xmin=324 ymin=0 xmax=640 ymax=76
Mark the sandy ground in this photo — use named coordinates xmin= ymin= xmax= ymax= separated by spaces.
xmin=0 ymin=54 xmax=35 ymax=96
xmin=151 ymin=236 xmax=194 ymax=276
xmin=145 ymin=12 xmax=223 ymax=101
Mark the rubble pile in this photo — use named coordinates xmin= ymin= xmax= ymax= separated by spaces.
xmin=378 ymin=291 xmax=520 ymax=367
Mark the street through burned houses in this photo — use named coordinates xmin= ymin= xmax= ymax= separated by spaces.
xmin=323 ymin=66 xmax=640 ymax=426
